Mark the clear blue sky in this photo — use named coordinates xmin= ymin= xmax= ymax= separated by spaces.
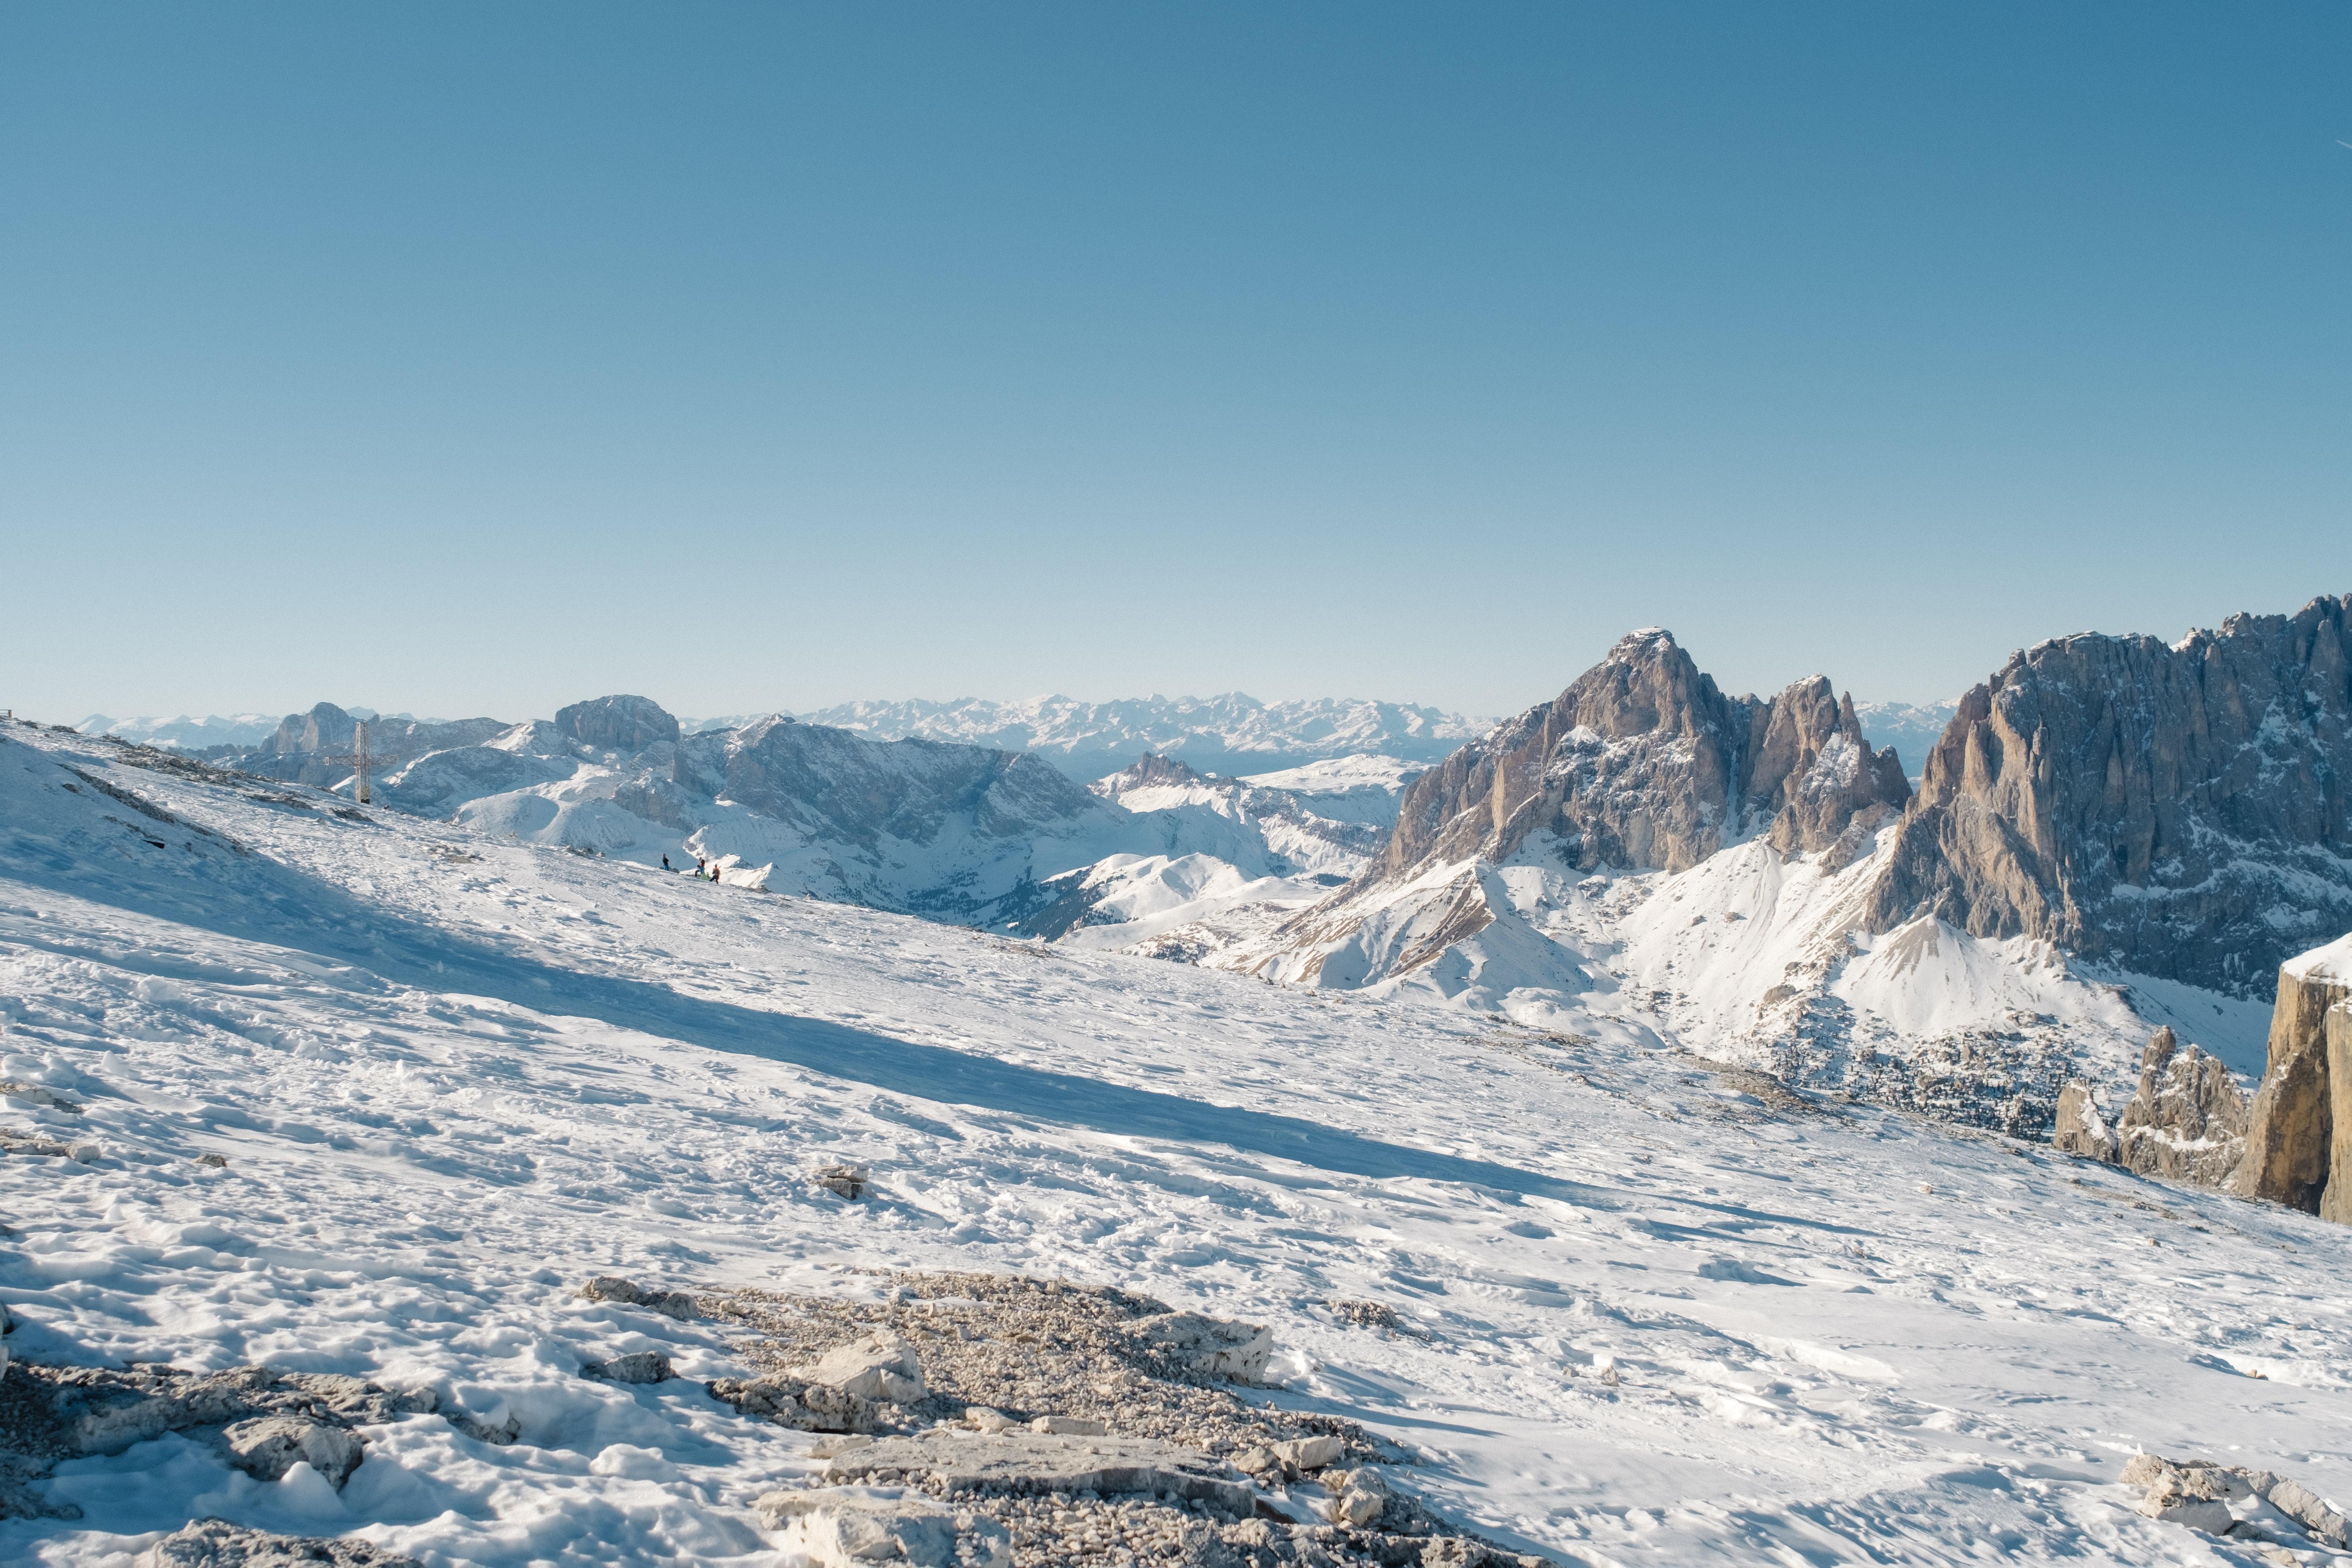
xmin=5 ymin=4 xmax=2347 ymax=724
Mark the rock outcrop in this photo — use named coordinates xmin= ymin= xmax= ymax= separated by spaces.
xmin=1373 ymin=630 xmax=1908 ymax=882
xmin=1863 ymin=595 xmax=2352 ymax=998
xmin=2234 ymin=933 xmax=2352 ymax=1216
xmin=554 ymin=694 xmax=680 ymax=754
xmin=2051 ymin=1027 xmax=2248 ymax=1185
xmin=139 ymin=1519 xmax=423 ymax=1568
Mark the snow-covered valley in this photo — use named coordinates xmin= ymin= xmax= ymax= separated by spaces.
xmin=5 ymin=717 xmax=2351 ymax=1565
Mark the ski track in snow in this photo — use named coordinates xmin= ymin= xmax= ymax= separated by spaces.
xmin=0 ymin=725 xmax=2345 ymax=1566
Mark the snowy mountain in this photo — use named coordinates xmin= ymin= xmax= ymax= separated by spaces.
xmin=76 ymin=712 xmax=283 ymax=749
xmin=200 ymin=698 xmax=1404 ymax=940
xmin=8 ymin=713 xmax=2352 ymax=1566
xmin=792 ymin=694 xmax=1484 ymax=777
xmin=1002 ymin=754 xmax=1424 ymax=962
xmin=1216 ymin=624 xmax=2303 ymax=1130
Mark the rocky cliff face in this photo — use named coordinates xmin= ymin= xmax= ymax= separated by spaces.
xmin=2233 ymin=933 xmax=2352 ymax=1216
xmin=556 ymin=694 xmax=681 ymax=755
xmin=2053 ymin=1026 xmax=2248 ymax=1186
xmin=1373 ymin=630 xmax=1908 ymax=885
xmin=1863 ymin=595 xmax=2352 ymax=999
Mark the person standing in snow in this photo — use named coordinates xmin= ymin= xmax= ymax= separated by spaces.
xmin=662 ymin=854 xmax=671 ymax=871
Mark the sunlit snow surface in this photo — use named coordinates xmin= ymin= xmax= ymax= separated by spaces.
xmin=2 ymin=724 xmax=2347 ymax=1566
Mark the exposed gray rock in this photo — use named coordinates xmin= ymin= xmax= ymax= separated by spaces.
xmin=2056 ymin=1029 xmax=2249 ymax=1186
xmin=754 ymin=1488 xmax=1011 ymax=1567
xmin=704 ymin=1372 xmax=888 ymax=1435
xmin=581 ymin=1351 xmax=671 ymax=1385
xmin=823 ymin=1429 xmax=1256 ymax=1515
xmin=218 ymin=1415 xmax=364 ymax=1487
xmin=2113 ymin=1028 xmax=2248 ymax=1185
xmin=2235 ymin=936 xmax=2352 ymax=1216
xmin=2052 ymin=1081 xmax=2117 ymax=1162
xmin=802 ymin=1331 xmax=927 ymax=1403
xmin=0 ymin=1081 xmax=81 ymax=1114
xmin=1372 ymin=632 xmax=1907 ymax=884
xmin=1124 ymin=1312 xmax=1275 ymax=1384
xmin=1862 ymin=595 xmax=2352 ymax=998
xmin=1274 ymin=1434 xmax=1344 ymax=1472
xmin=575 ymin=1275 xmax=698 ymax=1320
xmin=1027 ymin=1414 xmax=1106 ymax=1435
xmin=813 ymin=1162 xmax=872 ymax=1199
xmin=138 ymin=1519 xmax=422 ymax=1568
xmin=2119 ymin=1453 xmax=2352 ymax=1548
xmin=554 ymin=695 xmax=680 ymax=755
xmin=0 ymin=1361 xmax=462 ymax=1522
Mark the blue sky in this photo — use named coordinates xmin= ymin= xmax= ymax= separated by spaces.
xmin=4 ymin=4 xmax=2347 ymax=723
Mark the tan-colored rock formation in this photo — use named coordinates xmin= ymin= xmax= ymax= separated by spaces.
xmin=1863 ymin=595 xmax=2352 ymax=998
xmin=2233 ymin=933 xmax=2352 ymax=1215
xmin=2051 ymin=1027 xmax=2248 ymax=1186
xmin=1372 ymin=629 xmax=1907 ymax=884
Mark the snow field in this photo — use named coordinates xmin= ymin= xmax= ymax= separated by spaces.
xmin=0 ymin=724 xmax=2347 ymax=1565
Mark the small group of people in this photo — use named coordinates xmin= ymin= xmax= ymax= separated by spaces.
xmin=660 ymin=853 xmax=723 ymax=882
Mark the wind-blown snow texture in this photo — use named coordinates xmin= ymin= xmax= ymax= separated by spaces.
xmin=4 ymin=720 xmax=2351 ymax=1565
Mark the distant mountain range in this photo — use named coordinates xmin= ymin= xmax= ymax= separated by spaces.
xmin=64 ymin=594 xmax=2350 ymax=1140
xmin=83 ymin=692 xmax=1962 ymax=782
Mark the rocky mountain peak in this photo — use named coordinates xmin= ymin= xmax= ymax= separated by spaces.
xmin=1864 ymin=593 xmax=2352 ymax=997
xmin=1099 ymin=753 xmax=1209 ymax=793
xmin=1372 ymin=630 xmax=1906 ymax=885
xmin=555 ymin=695 xmax=681 ymax=754
xmin=266 ymin=701 xmax=356 ymax=756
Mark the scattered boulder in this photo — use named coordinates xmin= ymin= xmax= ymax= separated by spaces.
xmin=196 ymin=1154 xmax=228 ymax=1169
xmin=575 ymin=1276 xmax=698 ymax=1320
xmin=1125 ymin=1311 xmax=1276 ymax=1384
xmin=813 ymin=1163 xmax=872 ymax=1200
xmin=802 ymin=1331 xmax=926 ymax=1404
xmin=1028 ymin=1414 xmax=1106 ymax=1436
xmin=2120 ymin=1452 xmax=2352 ymax=1548
xmin=218 ymin=1416 xmax=364 ymax=1487
xmin=1274 ymin=1434 xmax=1344 ymax=1472
xmin=754 ymin=1488 xmax=1011 ymax=1568
xmin=705 ymin=1372 xmax=887 ymax=1435
xmin=582 ymin=1352 xmax=672 ymax=1385
xmin=2262 ymin=1475 xmax=2352 ymax=1548
xmin=138 ymin=1519 xmax=423 ymax=1568
xmin=0 ymin=1082 xmax=81 ymax=1115
xmin=1327 ymin=1466 xmax=1389 ymax=1528
xmin=823 ymin=1430 xmax=1255 ymax=1515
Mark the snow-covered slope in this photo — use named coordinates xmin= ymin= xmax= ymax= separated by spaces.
xmin=794 ymin=695 xmax=1484 ymax=778
xmin=5 ymin=718 xmax=2352 ymax=1565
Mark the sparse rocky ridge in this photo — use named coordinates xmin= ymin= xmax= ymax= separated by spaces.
xmin=2233 ymin=933 xmax=2352 ymax=1218
xmin=1860 ymin=594 xmax=2352 ymax=999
